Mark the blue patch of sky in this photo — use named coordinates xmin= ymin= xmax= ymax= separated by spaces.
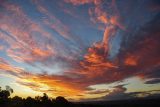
xmin=0 ymin=76 xmax=16 ymax=89
xmin=109 ymin=30 xmax=122 ymax=60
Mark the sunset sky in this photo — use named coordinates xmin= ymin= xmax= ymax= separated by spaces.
xmin=0 ymin=0 xmax=160 ymax=101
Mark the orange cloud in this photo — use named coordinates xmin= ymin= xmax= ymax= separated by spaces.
xmin=4 ymin=1 xmax=125 ymax=98
xmin=65 ymin=0 xmax=125 ymax=57
xmin=0 ymin=3 xmax=55 ymax=63
xmin=110 ymin=16 xmax=125 ymax=30
xmin=18 ymin=74 xmax=83 ymax=97
xmin=0 ymin=58 xmax=24 ymax=75
xmin=102 ymin=25 xmax=117 ymax=53
xmin=65 ymin=0 xmax=95 ymax=5
xmin=65 ymin=0 xmax=102 ymax=6
xmin=125 ymin=56 xmax=138 ymax=66
xmin=0 ymin=57 xmax=83 ymax=98
xmin=33 ymin=0 xmax=76 ymax=41
xmin=0 ymin=63 xmax=22 ymax=74
xmin=97 ymin=15 xmax=109 ymax=24
xmin=1 ymin=29 xmax=160 ymax=99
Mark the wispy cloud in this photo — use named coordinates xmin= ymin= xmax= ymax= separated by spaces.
xmin=0 ymin=3 xmax=56 ymax=63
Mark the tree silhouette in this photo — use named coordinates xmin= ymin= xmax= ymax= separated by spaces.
xmin=12 ymin=96 xmax=23 ymax=102
xmin=0 ymin=86 xmax=13 ymax=99
xmin=0 ymin=85 xmax=159 ymax=107
xmin=0 ymin=90 xmax=10 ymax=99
xmin=35 ymin=96 xmax=41 ymax=102
xmin=0 ymin=85 xmax=14 ymax=105
xmin=41 ymin=93 xmax=49 ymax=102
xmin=55 ymin=96 xmax=69 ymax=104
xmin=6 ymin=86 xmax=13 ymax=93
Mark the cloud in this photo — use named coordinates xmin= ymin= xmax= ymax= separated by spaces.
xmin=17 ymin=74 xmax=86 ymax=97
xmin=144 ymin=78 xmax=160 ymax=84
xmin=66 ymin=0 xmax=125 ymax=56
xmin=0 ymin=2 xmax=56 ymax=63
xmin=2 ymin=2 xmax=160 ymax=96
xmin=76 ymin=13 xmax=160 ymax=86
xmin=119 ymin=14 xmax=160 ymax=79
xmin=124 ymin=55 xmax=137 ymax=66
xmin=0 ymin=57 xmax=84 ymax=97
xmin=0 ymin=57 xmax=24 ymax=77
xmin=64 ymin=0 xmax=95 ymax=5
xmin=33 ymin=0 xmax=82 ymax=43
xmin=86 ymin=89 xmax=110 ymax=95
xmin=101 ymin=85 xmax=134 ymax=100
xmin=99 ymin=85 xmax=160 ymax=101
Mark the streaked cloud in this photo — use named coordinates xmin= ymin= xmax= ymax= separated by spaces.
xmin=0 ymin=2 xmax=55 ymax=63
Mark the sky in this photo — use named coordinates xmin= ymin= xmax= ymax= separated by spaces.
xmin=0 ymin=0 xmax=160 ymax=101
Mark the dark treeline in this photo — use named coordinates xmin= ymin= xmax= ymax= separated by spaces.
xmin=0 ymin=86 xmax=102 ymax=107
xmin=0 ymin=86 xmax=160 ymax=107
xmin=0 ymin=86 xmax=72 ymax=107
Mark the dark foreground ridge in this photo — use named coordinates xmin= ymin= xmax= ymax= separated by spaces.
xmin=0 ymin=86 xmax=160 ymax=107
xmin=1 ymin=96 xmax=160 ymax=107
